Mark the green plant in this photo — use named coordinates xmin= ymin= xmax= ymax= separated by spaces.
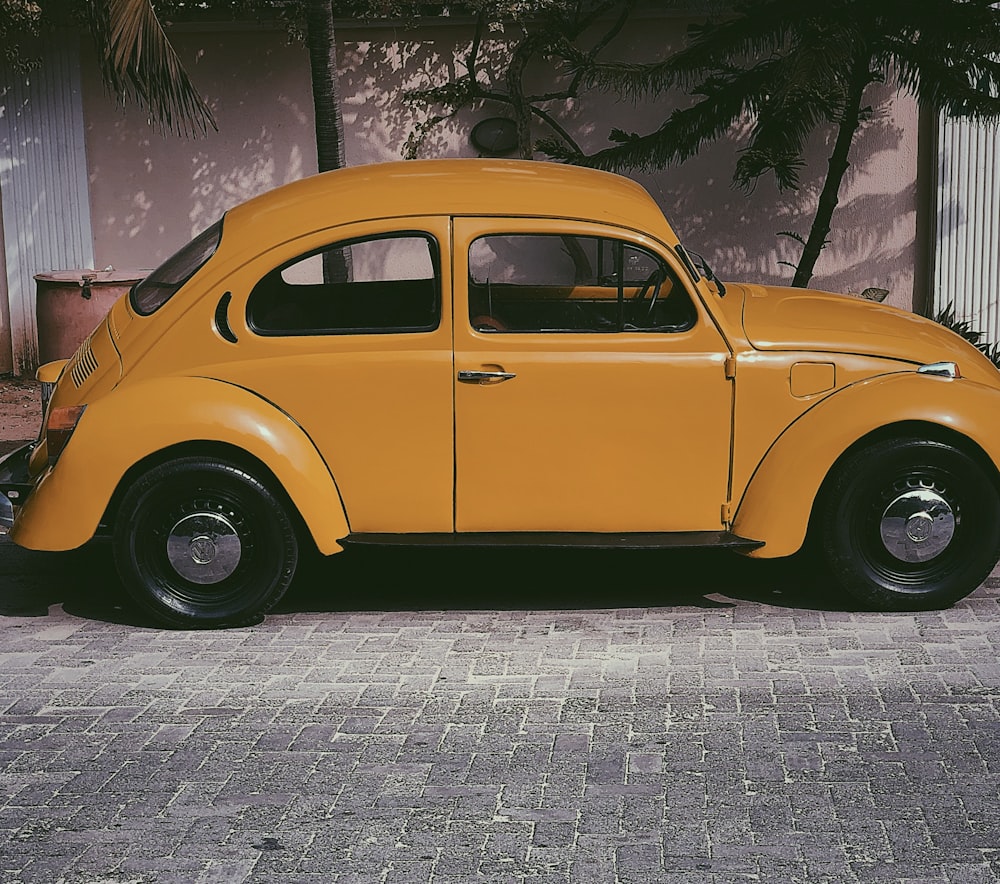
xmin=934 ymin=302 xmax=1000 ymax=369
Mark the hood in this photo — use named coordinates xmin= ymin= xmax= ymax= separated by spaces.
xmin=736 ymin=283 xmax=996 ymax=377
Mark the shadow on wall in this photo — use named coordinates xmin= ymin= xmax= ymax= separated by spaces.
xmin=81 ymin=30 xmax=316 ymax=270
xmin=339 ymin=22 xmax=918 ymax=306
xmin=643 ymin=99 xmax=916 ymax=308
xmin=80 ymin=18 xmax=919 ymax=308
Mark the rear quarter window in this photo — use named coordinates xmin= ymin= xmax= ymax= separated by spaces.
xmin=130 ymin=219 xmax=223 ymax=316
xmin=247 ymin=233 xmax=440 ymax=335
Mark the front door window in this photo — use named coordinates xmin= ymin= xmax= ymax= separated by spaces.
xmin=468 ymin=233 xmax=696 ymax=333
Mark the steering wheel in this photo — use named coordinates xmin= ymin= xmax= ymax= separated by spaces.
xmin=634 ymin=269 xmax=663 ymax=318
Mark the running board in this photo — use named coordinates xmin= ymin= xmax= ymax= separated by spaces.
xmin=342 ymin=531 xmax=764 ymax=551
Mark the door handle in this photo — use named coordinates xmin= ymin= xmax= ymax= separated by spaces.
xmin=457 ymin=370 xmax=516 ymax=384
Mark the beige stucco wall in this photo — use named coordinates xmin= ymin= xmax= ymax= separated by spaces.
xmin=80 ymin=28 xmax=317 ymax=273
xmin=80 ymin=16 xmax=921 ymax=310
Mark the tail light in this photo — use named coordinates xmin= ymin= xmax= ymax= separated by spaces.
xmin=46 ymin=405 xmax=87 ymax=465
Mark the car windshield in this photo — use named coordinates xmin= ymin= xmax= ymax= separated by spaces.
xmin=130 ymin=219 xmax=224 ymax=315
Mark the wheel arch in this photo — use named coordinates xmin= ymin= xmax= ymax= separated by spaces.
xmin=815 ymin=419 xmax=1000 ymax=505
xmin=732 ymin=373 xmax=1000 ymax=558
xmin=11 ymin=376 xmax=350 ymax=553
xmin=103 ymin=439 xmax=322 ymax=554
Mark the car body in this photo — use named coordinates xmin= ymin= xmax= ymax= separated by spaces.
xmin=2 ymin=158 xmax=999 ymax=626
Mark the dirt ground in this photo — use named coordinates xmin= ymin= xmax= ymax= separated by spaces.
xmin=0 ymin=376 xmax=42 ymax=442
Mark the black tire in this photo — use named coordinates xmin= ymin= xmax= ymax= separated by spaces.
xmin=820 ymin=437 xmax=1000 ymax=610
xmin=113 ymin=457 xmax=298 ymax=628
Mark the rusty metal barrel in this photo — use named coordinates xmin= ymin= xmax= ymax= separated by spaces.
xmin=35 ymin=269 xmax=143 ymax=363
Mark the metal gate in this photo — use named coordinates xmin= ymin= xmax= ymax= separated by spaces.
xmin=934 ymin=115 xmax=1000 ymax=343
xmin=0 ymin=32 xmax=94 ymax=375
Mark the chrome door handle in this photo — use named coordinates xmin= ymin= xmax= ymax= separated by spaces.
xmin=457 ymin=370 xmax=516 ymax=384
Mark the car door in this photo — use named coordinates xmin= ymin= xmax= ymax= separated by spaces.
xmin=217 ymin=217 xmax=455 ymax=533
xmin=453 ymin=217 xmax=734 ymax=533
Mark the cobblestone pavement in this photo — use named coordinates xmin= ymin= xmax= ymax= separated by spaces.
xmin=2 ymin=537 xmax=1000 ymax=883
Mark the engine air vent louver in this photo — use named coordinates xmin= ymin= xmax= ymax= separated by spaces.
xmin=68 ymin=334 xmax=99 ymax=388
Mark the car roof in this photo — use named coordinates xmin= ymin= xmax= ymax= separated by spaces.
xmin=223 ymin=159 xmax=678 ymax=244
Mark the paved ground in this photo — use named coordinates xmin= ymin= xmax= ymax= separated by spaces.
xmin=1 ymin=536 xmax=1000 ymax=883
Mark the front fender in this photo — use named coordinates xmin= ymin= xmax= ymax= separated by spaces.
xmin=732 ymin=372 xmax=1000 ymax=558
xmin=11 ymin=376 xmax=350 ymax=553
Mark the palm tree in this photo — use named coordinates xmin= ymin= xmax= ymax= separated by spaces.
xmin=555 ymin=0 xmax=1000 ymax=287
xmin=23 ymin=0 xmax=347 ymax=154
xmin=304 ymin=0 xmax=347 ymax=174
xmin=303 ymin=0 xmax=350 ymax=281
xmin=88 ymin=0 xmax=217 ymax=136
xmin=92 ymin=0 xmax=349 ymax=285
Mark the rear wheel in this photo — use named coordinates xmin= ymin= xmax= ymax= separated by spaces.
xmin=113 ymin=458 xmax=298 ymax=627
xmin=820 ymin=437 xmax=1000 ymax=610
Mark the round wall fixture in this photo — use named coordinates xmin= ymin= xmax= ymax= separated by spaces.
xmin=471 ymin=118 xmax=519 ymax=156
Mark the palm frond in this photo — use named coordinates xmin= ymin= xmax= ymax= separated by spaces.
xmin=735 ymin=147 xmax=805 ymax=190
xmin=876 ymin=0 xmax=1000 ymax=117
xmin=571 ymin=59 xmax=783 ymax=173
xmin=889 ymin=37 xmax=1000 ymax=117
xmin=88 ymin=0 xmax=216 ymax=136
xmin=733 ymin=47 xmax=859 ymax=189
xmin=581 ymin=0 xmax=811 ymax=99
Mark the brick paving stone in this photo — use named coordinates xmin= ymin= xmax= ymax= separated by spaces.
xmin=2 ymin=541 xmax=1000 ymax=881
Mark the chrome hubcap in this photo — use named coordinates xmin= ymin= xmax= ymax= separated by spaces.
xmin=165 ymin=512 xmax=242 ymax=584
xmin=879 ymin=488 xmax=955 ymax=563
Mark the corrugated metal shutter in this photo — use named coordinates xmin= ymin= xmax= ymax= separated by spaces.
xmin=0 ymin=31 xmax=95 ymax=375
xmin=934 ymin=115 xmax=1000 ymax=341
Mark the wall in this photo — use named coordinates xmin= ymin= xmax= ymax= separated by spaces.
xmin=81 ymin=27 xmax=317 ymax=272
xmin=79 ymin=15 xmax=921 ymax=310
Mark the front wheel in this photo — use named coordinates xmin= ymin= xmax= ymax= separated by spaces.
xmin=113 ymin=458 xmax=298 ymax=628
xmin=820 ymin=437 xmax=1000 ymax=610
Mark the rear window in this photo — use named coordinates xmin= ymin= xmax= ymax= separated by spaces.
xmin=130 ymin=219 xmax=223 ymax=316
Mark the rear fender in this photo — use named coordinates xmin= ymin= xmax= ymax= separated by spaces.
xmin=732 ymin=373 xmax=1000 ymax=557
xmin=11 ymin=377 xmax=349 ymax=553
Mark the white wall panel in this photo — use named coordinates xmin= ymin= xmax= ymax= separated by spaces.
xmin=934 ymin=115 xmax=1000 ymax=341
xmin=0 ymin=32 xmax=94 ymax=375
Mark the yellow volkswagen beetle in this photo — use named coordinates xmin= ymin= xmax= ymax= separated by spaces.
xmin=2 ymin=159 xmax=999 ymax=626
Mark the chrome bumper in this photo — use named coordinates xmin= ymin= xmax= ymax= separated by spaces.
xmin=0 ymin=443 xmax=35 ymax=534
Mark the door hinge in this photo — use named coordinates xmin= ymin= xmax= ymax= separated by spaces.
xmin=724 ymin=356 xmax=736 ymax=380
xmin=721 ymin=502 xmax=732 ymax=526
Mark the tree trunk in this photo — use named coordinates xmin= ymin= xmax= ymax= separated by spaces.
xmin=506 ymin=35 xmax=542 ymax=159
xmin=792 ymin=63 xmax=871 ymax=288
xmin=305 ymin=0 xmax=350 ymax=282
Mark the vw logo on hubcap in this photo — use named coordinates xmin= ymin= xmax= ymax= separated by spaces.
xmin=188 ymin=535 xmax=218 ymax=565
xmin=165 ymin=512 xmax=242 ymax=584
xmin=879 ymin=488 xmax=956 ymax=563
